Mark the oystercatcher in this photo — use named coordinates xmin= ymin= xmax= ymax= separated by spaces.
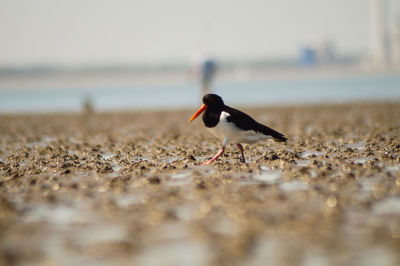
xmin=190 ymin=94 xmax=287 ymax=165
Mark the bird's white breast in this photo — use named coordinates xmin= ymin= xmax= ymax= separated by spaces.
xmin=207 ymin=111 xmax=271 ymax=145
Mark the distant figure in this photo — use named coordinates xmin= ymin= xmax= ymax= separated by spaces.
xmin=82 ymin=95 xmax=94 ymax=114
xmin=192 ymin=48 xmax=217 ymax=95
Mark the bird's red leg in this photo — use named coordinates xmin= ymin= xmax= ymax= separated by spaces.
xmin=236 ymin=144 xmax=246 ymax=163
xmin=202 ymin=146 xmax=225 ymax=165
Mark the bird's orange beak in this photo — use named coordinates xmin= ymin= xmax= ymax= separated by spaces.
xmin=189 ymin=104 xmax=207 ymax=122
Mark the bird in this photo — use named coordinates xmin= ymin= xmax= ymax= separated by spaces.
xmin=189 ymin=94 xmax=287 ymax=165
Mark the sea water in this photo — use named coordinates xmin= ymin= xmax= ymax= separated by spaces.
xmin=1 ymin=72 xmax=399 ymax=113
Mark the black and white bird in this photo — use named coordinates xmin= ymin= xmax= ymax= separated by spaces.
xmin=190 ymin=94 xmax=287 ymax=165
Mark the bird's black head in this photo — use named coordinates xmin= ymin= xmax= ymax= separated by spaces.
xmin=189 ymin=94 xmax=225 ymax=122
xmin=202 ymin=94 xmax=224 ymax=110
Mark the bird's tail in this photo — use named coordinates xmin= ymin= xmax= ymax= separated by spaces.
xmin=257 ymin=122 xmax=287 ymax=142
xmin=273 ymin=134 xmax=288 ymax=142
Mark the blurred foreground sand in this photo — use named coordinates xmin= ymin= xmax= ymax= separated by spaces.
xmin=0 ymin=102 xmax=400 ymax=266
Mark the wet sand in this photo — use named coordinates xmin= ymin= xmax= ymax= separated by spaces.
xmin=0 ymin=102 xmax=400 ymax=266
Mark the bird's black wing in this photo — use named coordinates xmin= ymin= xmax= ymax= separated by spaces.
xmin=224 ymin=106 xmax=287 ymax=142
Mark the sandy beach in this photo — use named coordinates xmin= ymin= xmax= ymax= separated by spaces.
xmin=1 ymin=102 xmax=400 ymax=266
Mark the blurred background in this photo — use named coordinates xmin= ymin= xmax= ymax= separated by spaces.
xmin=1 ymin=0 xmax=400 ymax=113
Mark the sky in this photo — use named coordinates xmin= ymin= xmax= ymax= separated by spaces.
xmin=1 ymin=0 xmax=400 ymax=67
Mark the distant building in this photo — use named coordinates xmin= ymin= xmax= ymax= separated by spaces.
xmin=298 ymin=38 xmax=336 ymax=67
xmin=389 ymin=18 xmax=400 ymax=68
xmin=299 ymin=45 xmax=317 ymax=66
xmin=369 ymin=0 xmax=389 ymax=69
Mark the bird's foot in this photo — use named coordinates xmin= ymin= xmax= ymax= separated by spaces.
xmin=236 ymin=144 xmax=246 ymax=164
xmin=201 ymin=148 xmax=225 ymax=165
xmin=202 ymin=158 xmax=216 ymax=165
